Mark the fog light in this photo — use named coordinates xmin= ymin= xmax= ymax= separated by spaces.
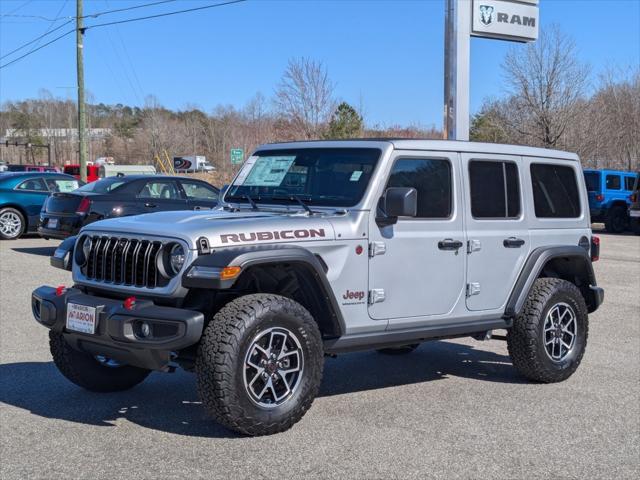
xmin=140 ymin=322 xmax=151 ymax=338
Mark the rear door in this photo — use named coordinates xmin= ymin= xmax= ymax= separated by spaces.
xmin=14 ymin=177 xmax=50 ymax=218
xmin=462 ymin=154 xmax=530 ymax=311
xmin=135 ymin=179 xmax=187 ymax=213
xmin=178 ymin=179 xmax=219 ymax=210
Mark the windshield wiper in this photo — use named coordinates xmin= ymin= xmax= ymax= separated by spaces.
xmin=271 ymin=194 xmax=313 ymax=214
xmin=226 ymin=194 xmax=260 ymax=211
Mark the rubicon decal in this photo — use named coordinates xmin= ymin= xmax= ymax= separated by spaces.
xmin=220 ymin=228 xmax=326 ymax=244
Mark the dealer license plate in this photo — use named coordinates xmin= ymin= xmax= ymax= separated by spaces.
xmin=48 ymin=218 xmax=58 ymax=229
xmin=66 ymin=303 xmax=97 ymax=334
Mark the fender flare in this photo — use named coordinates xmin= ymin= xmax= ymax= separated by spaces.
xmin=504 ymin=245 xmax=603 ymax=318
xmin=182 ymin=245 xmax=345 ymax=336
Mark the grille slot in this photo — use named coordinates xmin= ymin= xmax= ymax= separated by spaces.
xmin=81 ymin=235 xmax=172 ymax=289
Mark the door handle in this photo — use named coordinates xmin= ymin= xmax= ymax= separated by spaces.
xmin=438 ymin=239 xmax=463 ymax=251
xmin=144 ymin=202 xmax=157 ymax=208
xmin=503 ymin=237 xmax=525 ymax=248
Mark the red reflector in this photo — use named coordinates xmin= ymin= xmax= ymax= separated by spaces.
xmin=595 ymin=194 xmax=604 ymax=202
xmin=123 ymin=296 xmax=136 ymax=310
xmin=355 ymin=245 xmax=364 ymax=255
xmin=55 ymin=285 xmax=66 ymax=297
xmin=76 ymin=197 xmax=91 ymax=215
xmin=591 ymin=236 xmax=600 ymax=262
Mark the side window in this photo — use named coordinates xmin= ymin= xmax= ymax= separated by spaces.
xmin=606 ymin=175 xmax=621 ymax=190
xmin=530 ymin=163 xmax=581 ymax=218
xmin=137 ymin=181 xmax=181 ymax=200
xmin=387 ymin=158 xmax=452 ymax=218
xmin=45 ymin=178 xmax=80 ymax=193
xmin=624 ymin=176 xmax=635 ymax=191
xmin=16 ymin=177 xmax=47 ymax=191
xmin=180 ymin=180 xmax=219 ymax=201
xmin=469 ymin=160 xmax=521 ymax=219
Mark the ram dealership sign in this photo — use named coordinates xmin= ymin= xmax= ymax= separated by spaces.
xmin=471 ymin=0 xmax=539 ymax=42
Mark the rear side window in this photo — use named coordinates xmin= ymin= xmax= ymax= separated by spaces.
xmin=530 ymin=164 xmax=581 ymax=218
xmin=469 ymin=160 xmax=521 ymax=219
xmin=606 ymin=175 xmax=621 ymax=190
xmin=624 ymin=176 xmax=635 ymax=191
xmin=387 ymin=158 xmax=452 ymax=218
xmin=583 ymin=172 xmax=600 ymax=191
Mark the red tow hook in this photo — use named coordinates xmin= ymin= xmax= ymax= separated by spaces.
xmin=55 ymin=285 xmax=67 ymax=297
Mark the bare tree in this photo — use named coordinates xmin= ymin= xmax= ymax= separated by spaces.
xmin=501 ymin=25 xmax=590 ymax=148
xmin=274 ymin=57 xmax=336 ymax=139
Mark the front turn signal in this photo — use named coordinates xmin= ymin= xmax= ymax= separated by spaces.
xmin=220 ymin=266 xmax=242 ymax=280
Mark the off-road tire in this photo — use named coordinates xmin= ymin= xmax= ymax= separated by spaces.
xmin=376 ymin=343 xmax=420 ymax=355
xmin=49 ymin=331 xmax=151 ymax=392
xmin=196 ymin=294 xmax=324 ymax=436
xmin=605 ymin=205 xmax=628 ymax=233
xmin=507 ymin=278 xmax=588 ymax=383
xmin=0 ymin=207 xmax=25 ymax=240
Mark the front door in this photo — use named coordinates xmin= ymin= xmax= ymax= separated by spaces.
xmin=462 ymin=154 xmax=530 ymax=311
xmin=368 ymin=151 xmax=465 ymax=325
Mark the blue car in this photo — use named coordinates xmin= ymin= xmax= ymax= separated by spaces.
xmin=0 ymin=172 xmax=82 ymax=240
xmin=583 ymin=169 xmax=637 ymax=233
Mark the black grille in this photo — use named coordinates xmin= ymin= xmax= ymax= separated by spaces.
xmin=81 ymin=236 xmax=168 ymax=288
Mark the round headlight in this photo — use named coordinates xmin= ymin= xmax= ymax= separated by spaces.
xmin=168 ymin=243 xmax=185 ymax=275
xmin=75 ymin=236 xmax=92 ymax=266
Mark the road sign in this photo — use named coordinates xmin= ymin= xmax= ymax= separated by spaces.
xmin=471 ymin=0 xmax=539 ymax=42
xmin=231 ymin=148 xmax=244 ymax=165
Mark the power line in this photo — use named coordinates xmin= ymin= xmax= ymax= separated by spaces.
xmin=0 ymin=28 xmax=74 ymax=70
xmin=0 ymin=0 xmax=176 ymax=22
xmin=1 ymin=0 xmax=34 ymax=16
xmin=23 ymin=0 xmax=70 ymax=58
xmin=85 ymin=0 xmax=247 ymax=30
xmin=84 ymin=0 xmax=177 ymax=19
xmin=0 ymin=19 xmax=73 ymax=60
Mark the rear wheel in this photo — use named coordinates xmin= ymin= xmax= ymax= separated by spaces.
xmin=196 ymin=294 xmax=324 ymax=436
xmin=0 ymin=207 xmax=25 ymax=240
xmin=49 ymin=331 xmax=151 ymax=392
xmin=605 ymin=205 xmax=628 ymax=233
xmin=507 ymin=278 xmax=588 ymax=383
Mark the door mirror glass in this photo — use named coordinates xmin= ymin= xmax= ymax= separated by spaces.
xmin=378 ymin=187 xmax=417 ymax=226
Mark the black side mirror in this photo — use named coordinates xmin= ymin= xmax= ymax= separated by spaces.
xmin=377 ymin=187 xmax=417 ymax=226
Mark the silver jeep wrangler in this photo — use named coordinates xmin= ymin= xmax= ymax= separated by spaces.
xmin=32 ymin=140 xmax=604 ymax=435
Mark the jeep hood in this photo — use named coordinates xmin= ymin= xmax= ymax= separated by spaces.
xmin=81 ymin=209 xmax=336 ymax=249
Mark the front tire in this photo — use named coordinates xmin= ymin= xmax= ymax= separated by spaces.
xmin=0 ymin=207 xmax=25 ymax=240
xmin=49 ymin=331 xmax=151 ymax=392
xmin=196 ymin=294 xmax=324 ymax=436
xmin=605 ymin=205 xmax=628 ymax=233
xmin=507 ymin=278 xmax=588 ymax=383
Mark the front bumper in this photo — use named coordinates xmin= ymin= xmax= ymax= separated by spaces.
xmin=32 ymin=286 xmax=204 ymax=370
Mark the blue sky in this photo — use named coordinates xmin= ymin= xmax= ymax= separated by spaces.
xmin=1 ymin=0 xmax=639 ymax=128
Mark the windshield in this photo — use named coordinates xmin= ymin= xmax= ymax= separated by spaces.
xmin=583 ymin=172 xmax=600 ymax=192
xmin=225 ymin=148 xmax=381 ymax=207
xmin=76 ymin=177 xmax=126 ymax=193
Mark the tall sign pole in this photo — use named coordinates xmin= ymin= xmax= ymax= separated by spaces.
xmin=444 ymin=0 xmax=471 ymax=141
xmin=444 ymin=0 xmax=539 ymax=141
xmin=76 ymin=0 xmax=88 ymax=182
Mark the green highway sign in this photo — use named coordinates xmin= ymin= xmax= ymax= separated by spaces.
xmin=230 ymin=148 xmax=244 ymax=165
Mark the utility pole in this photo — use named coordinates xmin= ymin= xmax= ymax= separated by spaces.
xmin=443 ymin=0 xmax=471 ymax=141
xmin=76 ymin=0 xmax=88 ymax=182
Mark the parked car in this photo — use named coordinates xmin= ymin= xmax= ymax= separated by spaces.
xmin=33 ymin=140 xmax=603 ymax=436
xmin=0 ymin=172 xmax=82 ymax=240
xmin=38 ymin=175 xmax=220 ymax=239
xmin=583 ymin=169 xmax=637 ymax=233
xmin=63 ymin=164 xmax=100 ymax=182
xmin=7 ymin=164 xmax=59 ymax=173
xmin=629 ymin=173 xmax=640 ymax=235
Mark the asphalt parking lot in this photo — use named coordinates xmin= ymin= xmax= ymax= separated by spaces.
xmin=1 ymin=230 xmax=638 ymax=479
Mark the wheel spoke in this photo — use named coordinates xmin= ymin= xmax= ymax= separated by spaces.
xmin=248 ymin=368 xmax=264 ymax=390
